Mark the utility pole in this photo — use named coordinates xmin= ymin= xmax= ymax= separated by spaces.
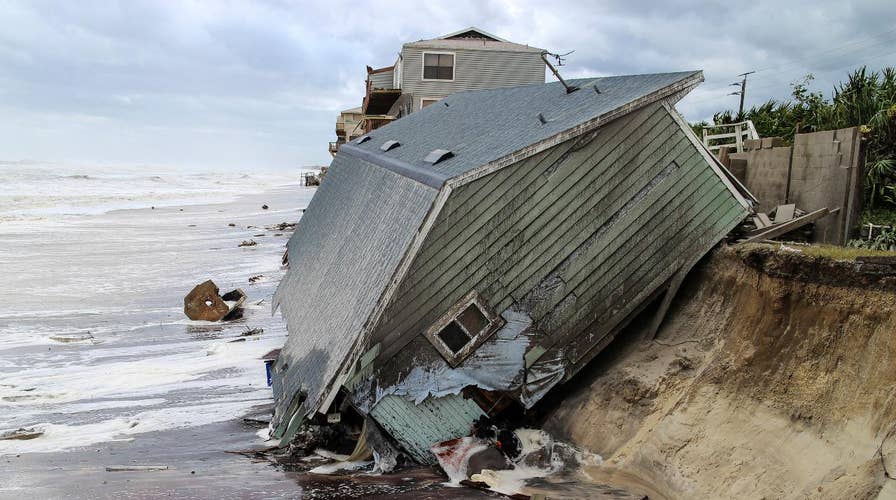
xmin=729 ymin=71 xmax=755 ymax=117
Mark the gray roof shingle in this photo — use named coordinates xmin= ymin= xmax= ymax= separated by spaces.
xmin=341 ymin=71 xmax=702 ymax=185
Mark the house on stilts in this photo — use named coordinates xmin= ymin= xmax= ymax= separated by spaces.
xmin=271 ymin=70 xmax=753 ymax=463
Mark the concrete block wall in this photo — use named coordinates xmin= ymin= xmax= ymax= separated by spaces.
xmin=728 ymin=126 xmax=864 ymax=245
xmin=730 ymin=143 xmax=793 ymax=212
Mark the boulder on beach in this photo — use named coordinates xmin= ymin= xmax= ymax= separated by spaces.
xmin=184 ymin=280 xmax=230 ymax=321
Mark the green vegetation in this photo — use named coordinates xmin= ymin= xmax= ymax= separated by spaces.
xmin=696 ymin=67 xmax=896 ymax=217
xmin=748 ymin=242 xmax=896 ymax=260
xmin=849 ymin=228 xmax=896 ymax=251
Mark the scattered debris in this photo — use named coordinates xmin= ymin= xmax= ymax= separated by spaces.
xmin=0 ymin=427 xmax=44 ymax=441
xmin=248 ymin=274 xmax=264 ymax=283
xmin=774 ymin=203 xmax=796 ymax=223
xmin=242 ymin=414 xmax=272 ymax=428
xmin=104 ymin=465 xmax=169 ymax=472
xmin=430 ymin=427 xmax=601 ymax=496
xmin=265 ymin=222 xmax=297 ymax=231
xmin=220 ymin=289 xmax=247 ymax=321
xmin=262 ymin=349 xmax=281 ymax=387
xmin=302 ymin=171 xmax=321 ymax=186
xmin=228 ymin=223 xmax=236 ymax=227
xmin=240 ymin=327 xmax=263 ymax=337
xmin=238 ymin=240 xmax=257 ymax=247
xmin=741 ymin=207 xmax=832 ymax=244
xmin=253 ymin=233 xmax=265 ymax=237
xmin=262 ymin=204 xmax=269 ymax=210
xmin=49 ymin=332 xmax=96 ymax=344
xmin=183 ymin=280 xmax=246 ymax=322
xmin=753 ymin=213 xmax=773 ymax=229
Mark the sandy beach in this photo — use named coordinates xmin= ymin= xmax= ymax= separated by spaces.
xmin=0 ymin=174 xmax=506 ymax=499
xmin=0 ymin=176 xmax=308 ymax=498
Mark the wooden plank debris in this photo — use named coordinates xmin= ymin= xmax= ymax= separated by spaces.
xmin=756 ymin=213 xmax=773 ymax=228
xmin=774 ymin=204 xmax=796 ymax=223
xmin=0 ymin=427 xmax=44 ymax=441
xmin=740 ymin=208 xmax=830 ymax=244
xmin=105 ymin=465 xmax=170 ymax=472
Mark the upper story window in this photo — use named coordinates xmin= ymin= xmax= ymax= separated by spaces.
xmin=423 ymin=52 xmax=454 ymax=81
xmin=424 ymin=291 xmax=504 ymax=367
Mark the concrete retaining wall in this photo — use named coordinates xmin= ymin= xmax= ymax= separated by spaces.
xmin=728 ymin=127 xmax=864 ymax=245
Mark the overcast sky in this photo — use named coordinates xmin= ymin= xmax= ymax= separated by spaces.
xmin=1 ymin=1 xmax=895 ymax=171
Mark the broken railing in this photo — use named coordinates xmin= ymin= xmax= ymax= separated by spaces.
xmin=702 ymin=120 xmax=759 ymax=153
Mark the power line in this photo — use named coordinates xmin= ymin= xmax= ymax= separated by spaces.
xmin=728 ymin=71 xmax=755 ymax=116
xmin=690 ymin=25 xmax=896 ymax=102
xmin=686 ymin=44 xmax=896 ymax=107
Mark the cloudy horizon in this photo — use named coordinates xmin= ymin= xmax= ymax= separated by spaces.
xmin=1 ymin=0 xmax=894 ymax=171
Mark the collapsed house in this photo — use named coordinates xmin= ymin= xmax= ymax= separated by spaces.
xmin=270 ymin=70 xmax=753 ymax=464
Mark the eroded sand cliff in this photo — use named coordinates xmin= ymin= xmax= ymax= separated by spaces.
xmin=544 ymin=244 xmax=896 ymax=499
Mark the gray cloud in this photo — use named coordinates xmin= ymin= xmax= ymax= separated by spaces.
xmin=0 ymin=0 xmax=893 ymax=170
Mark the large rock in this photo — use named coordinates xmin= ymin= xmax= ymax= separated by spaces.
xmin=184 ymin=280 xmax=230 ymax=321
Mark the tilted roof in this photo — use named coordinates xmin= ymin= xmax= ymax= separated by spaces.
xmin=271 ymin=154 xmax=438 ymax=433
xmin=340 ymin=71 xmax=703 ymax=187
xmin=273 ymin=70 xmax=708 ymax=436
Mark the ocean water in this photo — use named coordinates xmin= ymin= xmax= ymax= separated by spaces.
xmin=0 ymin=163 xmax=314 ymax=458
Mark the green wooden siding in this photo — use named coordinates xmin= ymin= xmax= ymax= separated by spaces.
xmin=369 ymin=102 xmax=748 ymax=368
xmin=369 ymin=394 xmax=484 ymax=464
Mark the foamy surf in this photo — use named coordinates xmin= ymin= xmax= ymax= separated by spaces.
xmin=0 ymin=170 xmax=315 ymax=459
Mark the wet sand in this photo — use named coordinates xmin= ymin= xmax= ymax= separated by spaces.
xmin=3 ymin=413 xmax=504 ymax=499
xmin=0 ymin=182 xmax=510 ymax=499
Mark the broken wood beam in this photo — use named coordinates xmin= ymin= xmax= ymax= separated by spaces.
xmin=740 ymin=208 xmax=830 ymax=244
xmin=648 ymin=265 xmax=689 ymax=340
xmin=105 ymin=465 xmax=170 ymax=472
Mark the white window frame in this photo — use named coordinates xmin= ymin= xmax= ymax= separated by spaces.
xmin=421 ymin=51 xmax=456 ymax=82
xmin=424 ymin=290 xmax=504 ymax=367
xmin=420 ymin=97 xmax=442 ymax=109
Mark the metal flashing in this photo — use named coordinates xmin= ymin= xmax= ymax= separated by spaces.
xmin=424 ymin=149 xmax=454 ymax=164
xmin=340 ymin=143 xmax=448 ymax=189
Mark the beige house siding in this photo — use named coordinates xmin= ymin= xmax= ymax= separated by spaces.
xmin=369 ymin=69 xmax=395 ymax=90
xmin=401 ymin=47 xmax=544 ymax=112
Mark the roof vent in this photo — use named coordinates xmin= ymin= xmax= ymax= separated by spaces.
xmin=592 ymin=84 xmax=601 ymax=94
xmin=380 ymin=140 xmax=401 ymax=151
xmin=424 ymin=149 xmax=454 ymax=164
xmin=356 ymin=135 xmax=371 ymax=144
xmin=537 ymin=112 xmax=548 ymax=124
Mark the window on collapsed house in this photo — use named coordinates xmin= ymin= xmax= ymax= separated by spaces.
xmin=421 ymin=98 xmax=440 ymax=108
xmin=426 ymin=292 xmax=504 ymax=367
xmin=423 ymin=53 xmax=454 ymax=80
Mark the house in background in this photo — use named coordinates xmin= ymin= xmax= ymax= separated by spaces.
xmin=328 ymin=107 xmax=364 ymax=157
xmin=278 ymin=70 xmax=753 ymax=462
xmin=329 ymin=27 xmax=546 ymax=153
